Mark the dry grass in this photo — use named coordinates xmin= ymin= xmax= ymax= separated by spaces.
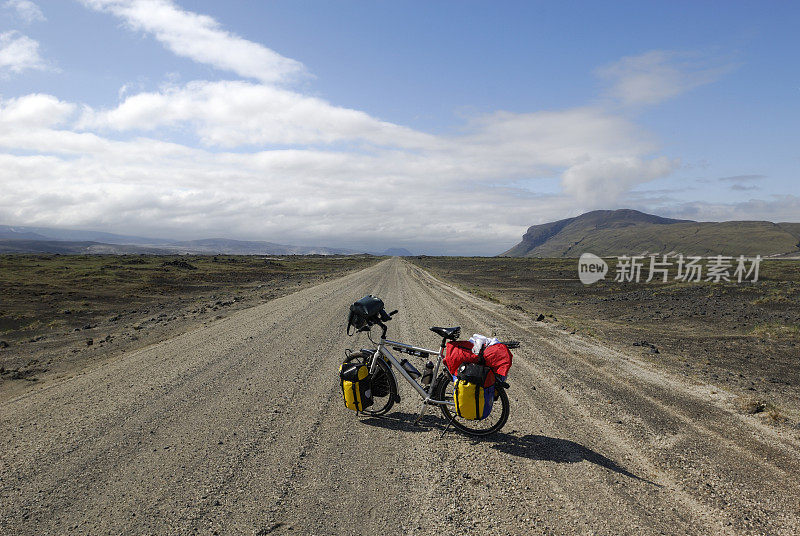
xmin=468 ymin=287 xmax=500 ymax=303
xmin=737 ymin=397 xmax=785 ymax=422
xmin=750 ymin=323 xmax=800 ymax=340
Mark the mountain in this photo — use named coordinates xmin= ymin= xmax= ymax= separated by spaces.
xmin=0 ymin=240 xmax=170 ymax=255
xmin=0 ymin=227 xmax=50 ymax=241
xmin=380 ymin=248 xmax=414 ymax=256
xmin=0 ymin=225 xmax=357 ymax=255
xmin=779 ymin=222 xmax=800 ymax=242
xmin=0 ymin=238 xmax=356 ymax=256
xmin=501 ymin=209 xmax=800 ymax=258
xmin=168 ymin=238 xmax=356 ymax=255
xmin=0 ymin=225 xmax=173 ymax=245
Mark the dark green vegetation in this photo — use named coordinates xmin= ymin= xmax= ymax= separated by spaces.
xmin=503 ymin=209 xmax=800 ymax=257
xmin=0 ymin=254 xmax=378 ymax=389
xmin=411 ymin=256 xmax=800 ymax=419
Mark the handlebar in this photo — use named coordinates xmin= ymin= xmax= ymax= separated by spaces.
xmin=374 ymin=319 xmax=388 ymax=338
xmin=369 ymin=308 xmax=397 ymax=338
xmin=360 ymin=307 xmax=518 ymax=350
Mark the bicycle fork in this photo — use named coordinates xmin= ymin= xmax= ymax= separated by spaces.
xmin=413 ymin=398 xmax=429 ymax=425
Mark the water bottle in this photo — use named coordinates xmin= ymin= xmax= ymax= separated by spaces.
xmin=400 ymin=359 xmax=421 ymax=379
xmin=421 ymin=361 xmax=434 ymax=386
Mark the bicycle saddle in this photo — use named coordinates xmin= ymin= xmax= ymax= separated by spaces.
xmin=429 ymin=326 xmax=461 ymax=340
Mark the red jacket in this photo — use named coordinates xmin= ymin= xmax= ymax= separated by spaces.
xmin=444 ymin=340 xmax=513 ymax=378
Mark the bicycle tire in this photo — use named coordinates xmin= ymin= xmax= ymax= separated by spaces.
xmin=432 ymin=373 xmax=509 ymax=436
xmin=342 ymin=351 xmax=397 ymax=416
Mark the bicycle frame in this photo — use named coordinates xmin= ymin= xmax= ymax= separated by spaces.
xmin=368 ymin=337 xmax=454 ymax=408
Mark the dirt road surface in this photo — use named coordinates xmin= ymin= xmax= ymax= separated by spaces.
xmin=2 ymin=259 xmax=799 ymax=535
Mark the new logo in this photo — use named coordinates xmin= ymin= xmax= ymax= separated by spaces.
xmin=578 ymin=253 xmax=608 ymax=285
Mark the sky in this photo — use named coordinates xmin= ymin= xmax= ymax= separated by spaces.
xmin=0 ymin=0 xmax=797 ymax=255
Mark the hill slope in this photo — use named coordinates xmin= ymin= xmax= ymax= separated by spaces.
xmin=502 ymin=209 xmax=800 ymax=257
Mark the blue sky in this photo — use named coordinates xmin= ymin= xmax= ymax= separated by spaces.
xmin=0 ymin=1 xmax=797 ymax=254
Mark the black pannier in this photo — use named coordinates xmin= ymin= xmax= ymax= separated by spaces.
xmin=347 ymin=295 xmax=389 ymax=334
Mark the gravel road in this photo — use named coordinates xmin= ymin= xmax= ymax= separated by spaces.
xmin=2 ymin=258 xmax=799 ymax=535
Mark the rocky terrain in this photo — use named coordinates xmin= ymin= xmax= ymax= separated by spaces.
xmin=411 ymin=256 xmax=800 ymax=428
xmin=0 ymin=254 xmax=377 ymax=401
xmin=2 ymin=259 xmax=799 ymax=534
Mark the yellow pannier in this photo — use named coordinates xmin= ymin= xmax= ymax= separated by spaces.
xmin=339 ymin=363 xmax=373 ymax=411
xmin=453 ymin=363 xmax=494 ymax=420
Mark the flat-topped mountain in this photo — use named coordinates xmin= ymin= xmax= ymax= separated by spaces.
xmin=501 ymin=209 xmax=800 ymax=257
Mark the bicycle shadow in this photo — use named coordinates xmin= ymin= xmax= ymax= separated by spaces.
xmin=360 ymin=412 xmax=658 ymax=486
xmin=486 ymin=432 xmax=660 ymax=486
xmin=359 ymin=411 xmax=448 ymax=433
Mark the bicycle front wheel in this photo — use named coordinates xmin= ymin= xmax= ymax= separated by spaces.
xmin=342 ymin=351 xmax=397 ymax=416
xmin=432 ymin=373 xmax=509 ymax=436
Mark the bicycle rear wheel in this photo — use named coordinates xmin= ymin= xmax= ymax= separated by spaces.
xmin=342 ymin=351 xmax=397 ymax=416
xmin=432 ymin=373 xmax=509 ymax=436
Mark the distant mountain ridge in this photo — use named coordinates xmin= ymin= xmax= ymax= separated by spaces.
xmin=0 ymin=225 xmax=173 ymax=245
xmin=166 ymin=238 xmax=356 ymax=255
xmin=380 ymin=247 xmax=414 ymax=256
xmin=501 ymin=209 xmax=800 ymax=258
xmin=0 ymin=225 xmax=357 ymax=255
xmin=0 ymin=240 xmax=172 ymax=255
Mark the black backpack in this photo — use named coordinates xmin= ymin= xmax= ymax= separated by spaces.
xmin=347 ymin=295 xmax=390 ymax=334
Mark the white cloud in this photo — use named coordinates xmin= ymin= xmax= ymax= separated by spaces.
xmin=0 ymin=30 xmax=46 ymax=74
xmin=562 ymin=156 xmax=677 ymax=205
xmin=3 ymin=0 xmax=45 ymax=24
xmin=0 ymin=148 xmax=575 ymax=253
xmin=717 ymin=174 xmax=765 ymax=184
xmin=597 ymin=50 xmax=732 ymax=106
xmin=0 ymin=86 xmax=683 ymax=253
xmin=717 ymin=174 xmax=765 ymax=192
xmin=0 ymin=95 xmax=791 ymax=253
xmin=0 ymin=74 xmax=689 ymax=253
xmin=78 ymin=0 xmax=306 ymax=85
xmin=0 ymin=94 xmax=75 ymax=127
xmin=78 ymin=80 xmax=433 ymax=149
xmin=657 ymin=196 xmax=800 ymax=224
xmin=450 ymin=108 xmax=657 ymax=177
xmin=78 ymin=81 xmax=661 ymax=183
